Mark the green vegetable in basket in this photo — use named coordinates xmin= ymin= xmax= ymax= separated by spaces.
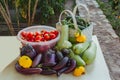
xmin=61 ymin=16 xmax=89 ymax=43
xmin=62 ymin=16 xmax=90 ymax=30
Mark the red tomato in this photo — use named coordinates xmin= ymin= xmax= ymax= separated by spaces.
xmin=44 ymin=33 xmax=50 ymax=41
xmin=27 ymin=32 xmax=34 ymax=38
xmin=50 ymin=33 xmax=56 ymax=39
xmin=34 ymin=31 xmax=40 ymax=36
xmin=41 ymin=30 xmax=49 ymax=35
xmin=50 ymin=30 xmax=59 ymax=36
xmin=21 ymin=31 xmax=27 ymax=37
xmin=35 ymin=35 xmax=42 ymax=42
xmin=54 ymin=30 xmax=59 ymax=36
xmin=21 ymin=30 xmax=58 ymax=42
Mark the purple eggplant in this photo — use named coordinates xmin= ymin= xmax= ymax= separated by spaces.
xmin=41 ymin=69 xmax=56 ymax=75
xmin=56 ymin=51 xmax=64 ymax=61
xmin=57 ymin=67 xmax=69 ymax=77
xmin=43 ymin=51 xmax=56 ymax=67
xmin=64 ymin=59 xmax=76 ymax=73
xmin=48 ymin=49 xmax=55 ymax=54
xmin=53 ymin=57 xmax=69 ymax=70
xmin=20 ymin=44 xmax=37 ymax=59
xmin=61 ymin=48 xmax=70 ymax=56
xmin=32 ymin=54 xmax=42 ymax=67
xmin=15 ymin=63 xmax=42 ymax=75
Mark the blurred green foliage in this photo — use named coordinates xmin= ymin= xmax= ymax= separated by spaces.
xmin=96 ymin=0 xmax=120 ymax=36
xmin=0 ymin=0 xmax=66 ymax=25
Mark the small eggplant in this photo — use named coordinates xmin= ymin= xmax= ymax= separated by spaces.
xmin=53 ymin=57 xmax=69 ymax=70
xmin=32 ymin=54 xmax=42 ymax=67
xmin=15 ymin=63 xmax=42 ymax=74
xmin=64 ymin=59 xmax=76 ymax=73
xmin=43 ymin=51 xmax=56 ymax=67
xmin=48 ymin=49 xmax=55 ymax=54
xmin=42 ymin=62 xmax=56 ymax=67
xmin=61 ymin=48 xmax=70 ymax=56
xmin=41 ymin=69 xmax=56 ymax=75
xmin=57 ymin=67 xmax=69 ymax=77
xmin=20 ymin=44 xmax=37 ymax=59
xmin=56 ymin=51 xmax=64 ymax=61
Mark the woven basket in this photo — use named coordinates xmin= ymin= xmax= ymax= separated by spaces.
xmin=56 ymin=3 xmax=93 ymax=42
xmin=73 ymin=3 xmax=93 ymax=41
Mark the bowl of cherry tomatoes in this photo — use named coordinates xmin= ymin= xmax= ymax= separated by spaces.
xmin=17 ymin=25 xmax=60 ymax=53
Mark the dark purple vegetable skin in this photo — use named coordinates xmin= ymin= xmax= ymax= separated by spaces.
xmin=15 ymin=63 xmax=42 ymax=75
xmin=56 ymin=51 xmax=64 ymax=61
xmin=32 ymin=54 xmax=42 ymax=67
xmin=57 ymin=67 xmax=69 ymax=77
xmin=41 ymin=69 xmax=56 ymax=75
xmin=20 ymin=44 xmax=37 ymax=59
xmin=53 ymin=57 xmax=69 ymax=70
xmin=61 ymin=48 xmax=70 ymax=56
xmin=64 ymin=59 xmax=76 ymax=73
xmin=43 ymin=51 xmax=56 ymax=67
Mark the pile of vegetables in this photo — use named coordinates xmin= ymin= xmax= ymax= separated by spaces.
xmin=15 ymin=23 xmax=97 ymax=77
xmin=15 ymin=8 xmax=97 ymax=77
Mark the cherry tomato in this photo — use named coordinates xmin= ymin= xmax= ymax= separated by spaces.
xmin=44 ymin=33 xmax=50 ymax=41
xmin=50 ymin=33 xmax=56 ymax=39
xmin=54 ymin=30 xmax=59 ymax=36
xmin=35 ymin=35 xmax=42 ymax=42
xmin=41 ymin=30 xmax=49 ymax=35
xmin=50 ymin=30 xmax=59 ymax=36
xmin=27 ymin=32 xmax=34 ymax=39
xmin=34 ymin=31 xmax=40 ymax=36
xmin=21 ymin=29 xmax=58 ymax=42
xmin=21 ymin=31 xmax=27 ymax=37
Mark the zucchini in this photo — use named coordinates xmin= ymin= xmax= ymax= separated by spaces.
xmin=69 ymin=49 xmax=86 ymax=66
xmin=82 ymin=41 xmax=97 ymax=65
xmin=56 ymin=25 xmax=72 ymax=50
xmin=73 ymin=42 xmax=90 ymax=55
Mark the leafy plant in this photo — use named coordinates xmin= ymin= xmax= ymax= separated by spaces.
xmin=96 ymin=0 xmax=120 ymax=36
xmin=16 ymin=0 xmax=66 ymax=24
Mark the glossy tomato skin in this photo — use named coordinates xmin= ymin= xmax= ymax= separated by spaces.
xmin=34 ymin=31 xmax=40 ymax=36
xmin=50 ymin=33 xmax=56 ymax=39
xmin=35 ymin=35 xmax=42 ymax=42
xmin=21 ymin=31 xmax=27 ymax=37
xmin=20 ymin=29 xmax=59 ymax=42
xmin=44 ymin=33 xmax=50 ymax=41
xmin=50 ymin=30 xmax=59 ymax=36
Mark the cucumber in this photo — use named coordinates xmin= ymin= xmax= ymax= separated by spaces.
xmin=82 ymin=41 xmax=97 ymax=65
xmin=56 ymin=25 xmax=72 ymax=50
xmin=73 ymin=42 xmax=90 ymax=55
xmin=68 ymin=49 xmax=75 ymax=58
xmin=61 ymin=40 xmax=72 ymax=49
xmin=68 ymin=49 xmax=86 ymax=66
xmin=73 ymin=55 xmax=86 ymax=66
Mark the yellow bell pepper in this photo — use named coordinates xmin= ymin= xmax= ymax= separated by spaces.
xmin=18 ymin=55 xmax=32 ymax=68
xmin=73 ymin=66 xmax=85 ymax=77
xmin=75 ymin=32 xmax=86 ymax=43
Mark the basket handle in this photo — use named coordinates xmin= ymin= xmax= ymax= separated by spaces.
xmin=73 ymin=3 xmax=90 ymax=23
xmin=59 ymin=10 xmax=78 ymax=30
